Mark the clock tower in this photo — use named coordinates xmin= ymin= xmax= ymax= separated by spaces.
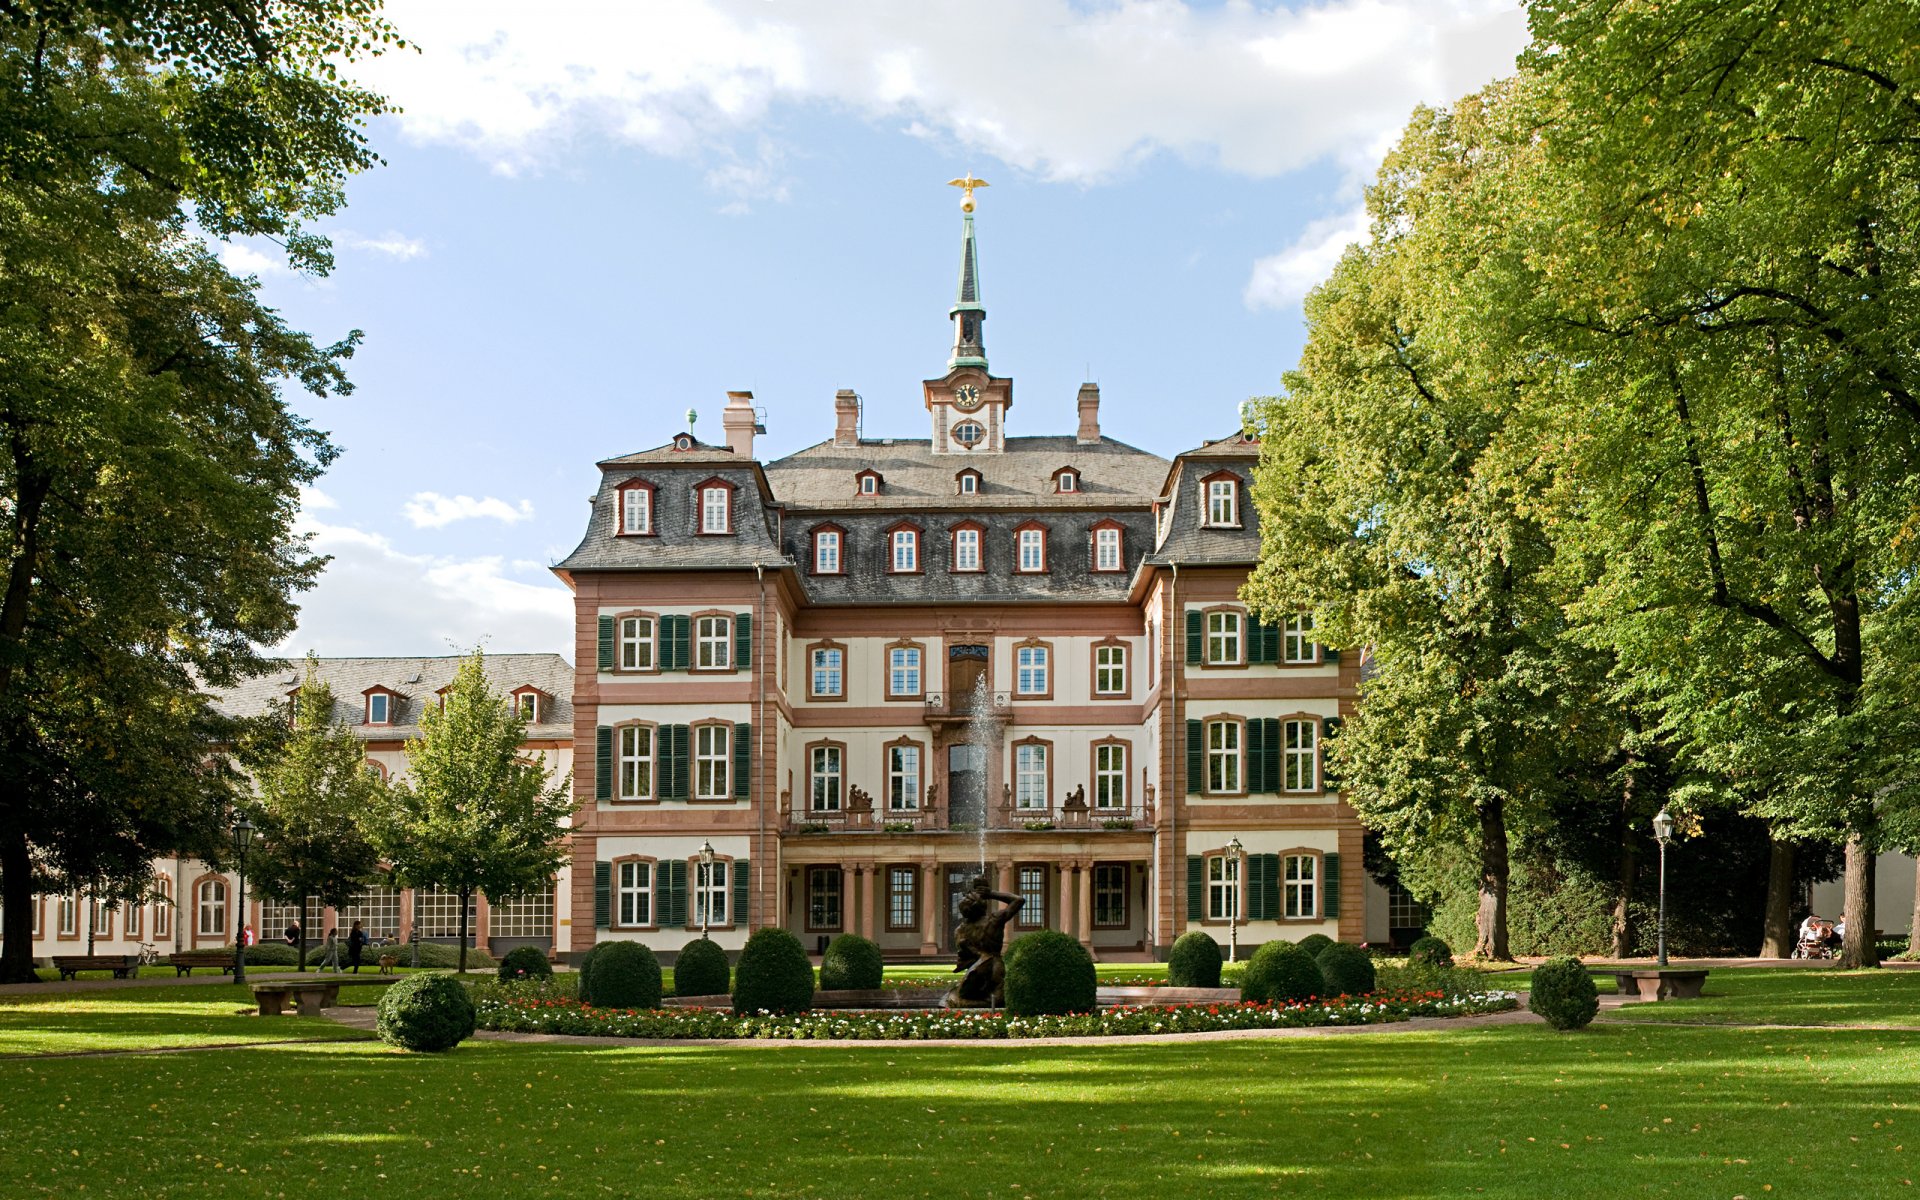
xmin=926 ymin=175 xmax=1012 ymax=454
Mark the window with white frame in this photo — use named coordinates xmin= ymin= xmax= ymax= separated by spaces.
xmin=859 ymin=474 xmax=878 ymax=495
xmin=1284 ymin=854 xmax=1318 ymax=918
xmin=152 ymin=878 xmax=171 ymax=938
xmin=887 ymin=743 xmax=921 ymax=810
xmin=412 ymin=888 xmax=475 ymax=938
xmin=695 ymin=859 xmax=729 ymax=926
xmin=1207 ymin=720 xmax=1242 ymax=793
xmin=695 ymin=615 xmax=731 ymax=669
xmin=1015 ymin=742 xmax=1048 ymax=810
xmin=1094 ymin=742 xmax=1127 ymax=809
xmin=195 ymin=881 xmax=225 ymax=937
xmin=618 ymin=615 xmax=655 ymax=671
xmin=1017 ymin=528 xmax=1046 ymax=572
xmin=1206 ymin=478 xmax=1238 ymax=526
xmin=953 ymin=527 xmax=982 ymax=571
xmin=124 ymin=897 xmax=141 ymax=938
xmin=953 ymin=420 xmax=984 ymax=447
xmin=618 ymin=725 xmax=653 ymax=800
xmin=889 ymin=646 xmax=922 ymax=697
xmin=1093 ymin=864 xmax=1127 ymax=926
xmin=1015 ymin=644 xmax=1049 ymax=695
xmin=58 ymin=893 xmax=77 ymax=936
xmin=489 ymin=890 xmax=554 ymax=939
xmin=367 ymin=692 xmax=390 ymax=724
xmin=1058 ymin=471 xmax=1078 ymax=493
xmin=1283 ymin=720 xmax=1318 ymax=792
xmin=888 ymin=867 xmax=917 ymax=930
xmin=694 ymin=725 xmax=730 ymax=798
xmin=1207 ymin=854 xmax=1239 ymax=921
xmin=814 ymin=529 xmax=841 ymax=574
xmin=93 ymin=899 xmax=114 ymax=936
xmin=1283 ymin=614 xmax=1318 ymax=664
xmin=806 ymin=866 xmax=840 ymax=930
xmin=340 ymin=885 xmax=400 ymax=939
xmin=958 ymin=472 xmax=978 ymax=495
xmin=810 ymin=744 xmax=843 ymax=812
xmin=617 ymin=861 xmax=653 ymax=927
xmin=1017 ymin=865 xmax=1048 ymax=926
xmin=621 ymin=486 xmax=652 ymax=534
xmin=700 ymin=485 xmax=730 ymax=533
xmin=1094 ymin=526 xmax=1121 ymax=571
xmin=1094 ymin=643 xmax=1127 ymax=695
xmin=1206 ymin=611 xmax=1243 ymax=664
xmin=810 ymin=646 xmax=843 ymax=697
xmin=31 ymin=898 xmax=42 ymax=937
xmin=517 ymin=692 xmax=539 ymax=722
xmin=891 ymin=528 xmax=919 ymax=572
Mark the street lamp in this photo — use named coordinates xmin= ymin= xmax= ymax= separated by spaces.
xmin=1226 ymin=836 xmax=1244 ymax=964
xmin=699 ymin=840 xmax=716 ymax=940
xmin=1651 ymin=809 xmax=1674 ymax=968
xmin=231 ymin=816 xmax=255 ymax=984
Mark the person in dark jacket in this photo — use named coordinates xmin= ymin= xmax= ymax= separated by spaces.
xmin=347 ymin=920 xmax=368 ymax=973
xmin=284 ymin=920 xmax=300 ymax=946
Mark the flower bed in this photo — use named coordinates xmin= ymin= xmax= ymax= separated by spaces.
xmin=472 ymin=988 xmax=1517 ymax=1041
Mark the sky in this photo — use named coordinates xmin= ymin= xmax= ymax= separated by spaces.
xmin=240 ymin=0 xmax=1534 ymax=662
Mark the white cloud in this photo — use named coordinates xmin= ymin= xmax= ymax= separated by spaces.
xmin=402 ymin=492 xmax=536 ymax=529
xmin=219 ymin=241 xmax=291 ymax=277
xmin=1243 ymin=205 xmax=1370 ymax=310
xmin=299 ymin=485 xmax=340 ymax=511
xmin=341 ymin=230 xmax=429 ymax=260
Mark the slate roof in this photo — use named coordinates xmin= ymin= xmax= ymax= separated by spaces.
xmin=764 ymin=435 xmax=1169 ymax=510
xmin=211 ymin=654 xmax=575 ymax=742
xmin=555 ymin=462 xmax=788 ymax=572
xmin=1147 ymin=433 xmax=1263 ymax=567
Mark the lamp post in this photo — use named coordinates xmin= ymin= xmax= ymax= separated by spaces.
xmin=1226 ymin=836 xmax=1244 ymax=964
xmin=699 ymin=840 xmax=716 ymax=940
xmin=231 ymin=816 xmax=255 ymax=984
xmin=1652 ymin=809 xmax=1674 ymax=968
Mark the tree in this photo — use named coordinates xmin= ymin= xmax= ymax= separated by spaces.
xmin=0 ymin=4 xmax=398 ymax=981
xmin=366 ymin=653 xmax=571 ymax=973
xmin=240 ymin=656 xmax=385 ymax=970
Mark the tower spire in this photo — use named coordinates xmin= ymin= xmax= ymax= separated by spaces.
xmin=945 ymin=174 xmax=989 ymax=370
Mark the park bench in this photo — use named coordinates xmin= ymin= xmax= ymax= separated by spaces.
xmin=51 ymin=954 xmax=139 ymax=981
xmin=1603 ymin=968 xmax=1709 ymax=1003
xmin=249 ymin=976 xmax=400 ymax=1017
xmin=168 ymin=949 xmax=239 ymax=978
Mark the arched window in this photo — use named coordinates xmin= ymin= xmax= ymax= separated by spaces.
xmin=196 ymin=879 xmax=228 ymax=937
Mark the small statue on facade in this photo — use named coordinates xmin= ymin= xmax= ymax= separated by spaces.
xmin=946 ymin=877 xmax=1025 ymax=1008
xmin=1062 ymin=784 xmax=1088 ymax=811
xmin=846 ymin=785 xmax=873 ymax=813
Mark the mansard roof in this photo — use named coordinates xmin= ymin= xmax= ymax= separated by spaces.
xmin=556 ymin=459 xmax=787 ymax=572
xmin=765 ymin=435 xmax=1168 ymax=510
xmin=1147 ymin=431 xmax=1263 ymax=567
xmin=211 ymin=654 xmax=575 ymax=741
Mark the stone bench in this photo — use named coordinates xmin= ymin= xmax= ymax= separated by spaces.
xmin=168 ymin=950 xmax=239 ymax=977
xmin=250 ymin=976 xmax=401 ymax=1017
xmin=1605 ymin=968 xmax=1709 ymax=1003
xmin=51 ymin=954 xmax=138 ymax=981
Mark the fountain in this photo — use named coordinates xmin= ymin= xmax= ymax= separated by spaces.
xmin=944 ymin=876 xmax=1024 ymax=1007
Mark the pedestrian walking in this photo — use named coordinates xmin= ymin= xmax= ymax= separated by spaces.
xmin=347 ymin=920 xmax=368 ymax=973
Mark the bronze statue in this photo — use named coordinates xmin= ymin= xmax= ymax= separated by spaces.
xmin=946 ymin=876 xmax=1024 ymax=1008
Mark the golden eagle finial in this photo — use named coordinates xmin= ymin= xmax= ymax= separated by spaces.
xmin=947 ymin=173 xmax=989 ymax=213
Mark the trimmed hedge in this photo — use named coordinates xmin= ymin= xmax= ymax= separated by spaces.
xmin=1529 ymin=956 xmax=1599 ymax=1030
xmin=1314 ymin=942 xmax=1376 ymax=996
xmin=673 ymin=937 xmax=731 ymax=998
xmin=1240 ymin=940 xmax=1324 ymax=1005
xmin=732 ymin=928 xmax=815 ymax=1014
xmin=578 ymin=941 xmax=662 ymax=1009
xmin=376 ymin=973 xmax=475 ymax=1052
xmin=1166 ymin=931 xmax=1224 ymax=988
xmin=497 ymin=946 xmax=553 ymax=982
xmin=819 ymin=933 xmax=884 ymax=991
xmin=1295 ymin=933 xmax=1336 ymax=959
xmin=1409 ymin=936 xmax=1454 ymax=968
xmin=1004 ymin=930 xmax=1097 ymax=1016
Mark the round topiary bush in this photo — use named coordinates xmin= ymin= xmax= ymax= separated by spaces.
xmin=1295 ymin=933 xmax=1336 ymax=959
xmin=1004 ymin=930 xmax=1097 ymax=1016
xmin=497 ymin=945 xmax=553 ymax=982
xmin=1409 ymin=935 xmax=1454 ymax=967
xmin=1314 ymin=941 xmax=1376 ymax=996
xmin=732 ymin=927 xmax=815 ymax=1014
xmin=673 ymin=937 xmax=731 ymax=998
xmin=1528 ymin=956 xmax=1599 ymax=1030
xmin=577 ymin=940 xmax=662 ymax=1009
xmin=1167 ymin=931 xmax=1224 ymax=988
xmin=1240 ymin=940 xmax=1325 ymax=1005
xmin=376 ymin=973 xmax=476 ymax=1053
xmin=819 ymin=933 xmax=884 ymax=991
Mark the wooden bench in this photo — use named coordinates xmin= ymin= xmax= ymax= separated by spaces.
xmin=51 ymin=954 xmax=139 ymax=981
xmin=250 ymin=976 xmax=401 ymax=1017
xmin=1606 ymin=968 xmax=1710 ymax=1002
xmin=168 ymin=950 xmax=239 ymax=978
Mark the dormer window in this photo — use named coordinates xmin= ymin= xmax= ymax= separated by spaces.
xmin=1053 ymin=466 xmax=1079 ymax=494
xmin=517 ymin=693 xmax=539 ymax=721
xmin=956 ymin=469 xmax=981 ymax=495
xmin=856 ymin=470 xmax=883 ymax=496
xmin=617 ymin=481 xmax=655 ymax=536
xmin=695 ymin=478 xmax=735 ymax=535
xmin=888 ymin=523 xmax=922 ymax=574
xmin=673 ymin=434 xmax=694 ymax=451
xmin=953 ymin=421 xmax=985 ymax=448
xmin=812 ymin=526 xmax=844 ymax=575
xmin=1202 ymin=473 xmax=1240 ymax=527
xmin=951 ymin=521 xmax=984 ymax=572
xmin=367 ymin=693 xmax=390 ymax=724
xmin=1090 ymin=520 xmax=1125 ymax=572
xmin=1014 ymin=522 xmax=1048 ymax=573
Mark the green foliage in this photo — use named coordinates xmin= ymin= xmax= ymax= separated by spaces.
xmin=1003 ymin=930 xmax=1097 ymax=1016
xmin=731 ymin=928 xmax=814 ymax=1015
xmin=1408 ymin=936 xmax=1453 ymax=968
xmin=1240 ymin=941 xmax=1324 ymax=1005
xmin=1295 ymin=934 xmax=1335 ymax=959
xmin=577 ymin=941 xmax=662 ymax=1010
xmin=1373 ymin=960 xmax=1490 ymax=999
xmin=1314 ymin=943 xmax=1376 ymax=996
xmin=376 ymin=974 xmax=476 ymax=1053
xmin=1166 ymin=931 xmax=1223 ymax=988
xmin=672 ymin=938 xmax=731 ymax=998
xmin=819 ymin=934 xmax=884 ymax=992
xmin=497 ymin=946 xmax=552 ymax=983
xmin=401 ymin=941 xmax=495 ymax=971
xmin=1528 ymin=957 xmax=1599 ymax=1032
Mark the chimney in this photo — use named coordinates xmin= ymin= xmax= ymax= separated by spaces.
xmin=722 ymin=390 xmax=761 ymax=459
xmin=1076 ymin=382 xmax=1101 ymax=444
xmin=833 ymin=389 xmax=861 ymax=447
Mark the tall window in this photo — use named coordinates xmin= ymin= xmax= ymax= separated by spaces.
xmin=888 ymin=867 xmax=917 ymax=930
xmin=1206 ymin=478 xmax=1238 ymax=526
xmin=1015 ymin=742 xmax=1048 ymax=810
xmin=700 ymin=485 xmax=730 ymax=533
xmin=518 ymin=693 xmax=540 ymax=721
xmin=806 ymin=866 xmax=841 ymax=930
xmin=58 ymin=893 xmax=77 ymax=936
xmin=953 ymin=527 xmax=982 ymax=571
xmin=694 ymin=725 xmax=730 ymax=799
xmin=810 ymin=647 xmax=843 ymax=697
xmin=1207 ymin=720 xmax=1241 ymax=793
xmin=1207 ymin=855 xmax=1238 ymax=921
xmin=1094 ymin=526 xmax=1121 ymax=571
xmin=887 ymin=744 xmax=921 ymax=810
xmin=1016 ymin=645 xmax=1049 ymax=695
xmin=1017 ymin=866 xmax=1048 ymax=926
xmin=1283 ymin=614 xmax=1317 ymax=664
xmin=695 ymin=859 xmax=729 ymax=927
xmin=810 ymin=745 xmax=843 ymax=812
xmin=814 ymin=529 xmax=841 ymax=574
xmin=196 ymin=881 xmax=226 ymax=937
xmin=621 ymin=486 xmax=652 ymax=534
xmin=619 ymin=616 xmax=654 ymax=670
xmin=1094 ymin=644 xmax=1127 ymax=695
xmin=1206 ymin=611 xmax=1243 ymax=664
xmin=1017 ymin=528 xmax=1046 ymax=572
xmin=124 ymin=896 xmax=142 ymax=938
xmin=889 ymin=646 xmax=922 ymax=697
xmin=367 ymin=693 xmax=389 ymax=724
xmin=891 ymin=529 xmax=918 ymax=572
xmin=1283 ymin=719 xmax=1318 ymax=792
xmin=92 ymin=899 xmax=114 ymax=936
xmin=1094 ymin=742 xmax=1127 ymax=809
xmin=152 ymin=878 xmax=171 ymax=938
xmin=617 ymin=861 xmax=653 ymax=927
xmin=695 ymin=615 xmax=731 ymax=669
xmin=1284 ymin=855 xmax=1318 ymax=918
xmin=618 ymin=725 xmax=653 ymax=800
xmin=1093 ymin=864 xmax=1127 ymax=927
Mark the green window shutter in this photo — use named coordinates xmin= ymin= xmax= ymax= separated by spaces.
xmin=597 ymin=616 xmax=615 ymax=671
xmin=1264 ymin=622 xmax=1281 ymax=664
xmin=1322 ymin=853 xmax=1341 ymax=920
xmin=1246 ymin=719 xmax=1266 ymax=794
xmin=1185 ymin=856 xmax=1204 ymax=922
xmin=671 ymin=615 xmax=693 ymax=672
xmin=733 ymin=722 xmax=751 ymax=798
xmin=672 ymin=725 xmax=691 ymax=800
xmin=666 ymin=859 xmax=688 ymax=929
xmin=1246 ymin=854 xmax=1268 ymax=920
xmin=1322 ymin=717 xmax=1343 ymax=790
xmin=1245 ymin=618 xmax=1263 ymax=665
xmin=1185 ymin=719 xmax=1204 ymax=794
xmin=1262 ymin=854 xmax=1281 ymax=921
xmin=731 ymin=858 xmax=750 ymax=927
xmin=593 ymin=862 xmax=611 ymax=929
xmin=734 ymin=612 xmax=752 ymax=670
xmin=1262 ymin=719 xmax=1281 ymax=792
xmin=595 ymin=726 xmax=613 ymax=802
xmin=1185 ymin=610 xmax=1203 ymax=664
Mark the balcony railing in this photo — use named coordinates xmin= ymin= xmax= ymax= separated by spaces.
xmin=780 ymin=792 xmax=1155 ymax=834
xmin=923 ymin=691 xmax=1011 ymax=718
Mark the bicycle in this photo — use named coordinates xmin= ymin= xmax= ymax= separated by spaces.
xmin=136 ymin=941 xmax=161 ymax=966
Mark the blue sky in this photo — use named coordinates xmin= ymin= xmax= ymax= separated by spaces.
xmin=237 ymin=0 xmax=1531 ymax=659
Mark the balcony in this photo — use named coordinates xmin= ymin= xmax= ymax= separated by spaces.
xmin=780 ymin=785 xmax=1156 ymax=835
xmin=922 ymin=690 xmax=1010 ymax=718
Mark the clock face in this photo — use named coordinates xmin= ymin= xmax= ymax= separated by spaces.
xmin=953 ymin=384 xmax=982 ymax=410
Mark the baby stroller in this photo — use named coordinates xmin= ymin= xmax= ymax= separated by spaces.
xmin=1792 ymin=915 xmax=1838 ymax=959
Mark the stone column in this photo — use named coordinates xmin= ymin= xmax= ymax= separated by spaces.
xmin=919 ymin=860 xmax=940 ymax=957
xmin=473 ymin=893 xmax=491 ymax=956
xmin=1077 ymin=861 xmax=1095 ymax=952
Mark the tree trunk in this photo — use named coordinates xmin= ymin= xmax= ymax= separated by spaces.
xmin=1475 ymin=798 xmax=1511 ymax=961
xmin=0 ymin=825 xmax=35 ymax=983
xmin=1908 ymin=856 xmax=1920 ymax=960
xmin=1610 ymin=769 xmax=1636 ymax=958
xmin=458 ymin=889 xmax=471 ymax=974
xmin=297 ymin=897 xmax=308 ymax=972
xmin=1839 ymin=833 xmax=1877 ymax=969
xmin=1758 ymin=836 xmax=1796 ymax=959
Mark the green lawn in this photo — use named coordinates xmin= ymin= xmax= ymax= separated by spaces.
xmin=1601 ymin=968 xmax=1920 ymax=1027
xmin=0 ymin=984 xmax=378 ymax=1056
